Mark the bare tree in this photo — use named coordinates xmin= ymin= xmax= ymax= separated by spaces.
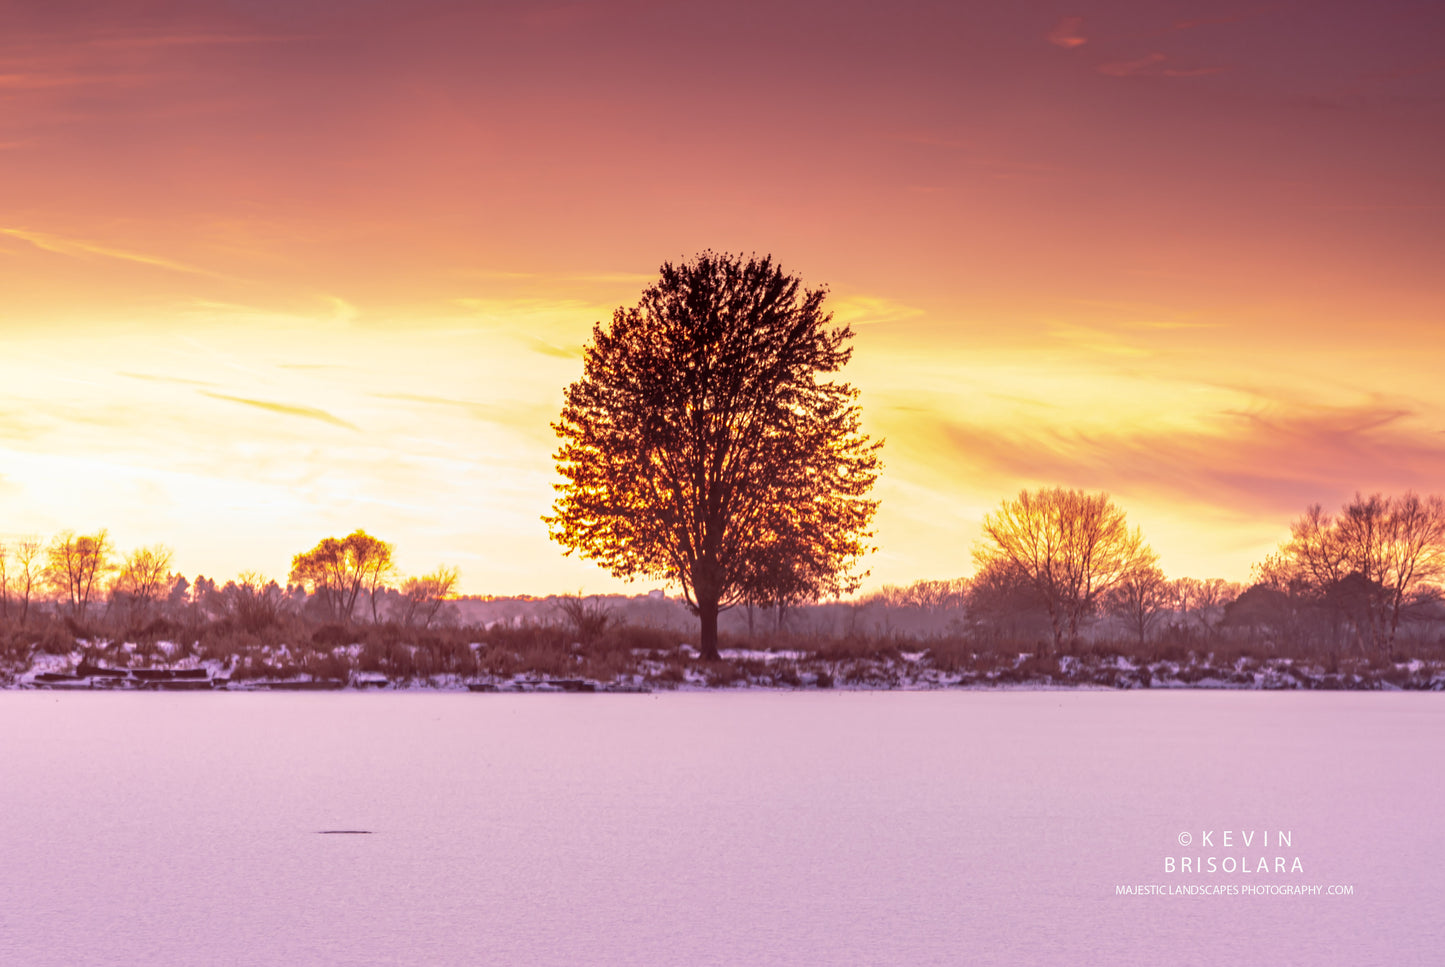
xmin=974 ymin=488 xmax=1157 ymax=653
xmin=552 ymin=592 xmax=613 ymax=647
xmin=112 ymin=545 xmax=174 ymax=624
xmin=289 ymin=530 xmax=394 ymax=624
xmin=1274 ymin=492 xmax=1445 ymax=655
xmin=363 ymin=550 xmax=396 ymax=624
xmin=1167 ymin=577 xmax=1241 ymax=638
xmin=398 ymin=567 xmax=459 ymax=629
xmin=222 ymin=572 xmax=286 ymax=632
xmin=45 ymin=531 xmax=114 ymax=621
xmin=965 ymin=558 xmax=1051 ymax=642
xmin=1105 ymin=564 xmax=1171 ymax=645
xmin=14 ymin=537 xmax=43 ymax=626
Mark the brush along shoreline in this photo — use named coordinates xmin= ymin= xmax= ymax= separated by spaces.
xmin=6 ymin=644 xmax=1445 ymax=692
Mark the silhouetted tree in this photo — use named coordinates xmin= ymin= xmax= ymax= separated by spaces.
xmin=111 ymin=544 xmax=174 ymax=625
xmin=965 ymin=558 xmax=1051 ymax=643
xmin=1104 ymin=564 xmax=1171 ymax=645
xmin=10 ymin=537 xmax=42 ymax=626
xmin=974 ymin=488 xmax=1156 ymax=653
xmin=1222 ymin=584 xmax=1297 ymax=642
xmin=44 ymin=530 xmax=114 ymax=621
xmin=552 ymin=592 xmax=612 ymax=646
xmin=545 ymin=252 xmax=882 ymax=660
xmin=1166 ymin=577 xmax=1240 ymax=639
xmin=399 ymin=567 xmax=460 ymax=628
xmin=0 ymin=543 xmax=10 ymax=619
xmin=289 ymin=530 xmax=394 ymax=625
xmin=363 ymin=550 xmax=396 ymax=624
xmin=221 ymin=572 xmax=286 ymax=632
xmin=1270 ymin=492 xmax=1445 ymax=656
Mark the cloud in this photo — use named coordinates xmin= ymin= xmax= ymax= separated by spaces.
xmin=831 ymin=295 xmax=925 ymax=328
xmin=201 ymin=392 xmax=358 ymax=430
xmin=1047 ymin=17 xmax=1087 ymax=49
xmin=1171 ymin=12 xmax=1259 ymax=32
xmin=372 ymin=392 xmax=553 ymax=430
xmin=1098 ymin=53 xmax=1166 ymax=77
xmin=321 ymin=294 xmax=358 ymax=322
xmin=0 ymin=227 xmax=224 ymax=278
xmin=1097 ymin=53 xmax=1225 ymax=79
xmin=120 ymin=371 xmax=217 ymax=387
xmin=924 ymin=398 xmax=1445 ymax=521
xmin=524 ymin=337 xmax=580 ymax=359
xmin=84 ymin=32 xmax=292 ymax=50
xmin=1161 ymin=66 xmax=1227 ymax=77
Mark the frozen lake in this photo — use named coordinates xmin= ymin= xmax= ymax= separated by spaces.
xmin=1 ymin=692 xmax=1440 ymax=966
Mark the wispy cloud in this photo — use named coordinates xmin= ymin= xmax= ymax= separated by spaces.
xmin=524 ymin=337 xmax=579 ymax=359
xmin=84 ymin=32 xmax=294 ymax=50
xmin=1 ymin=227 xmax=224 ymax=278
xmin=926 ymin=398 xmax=1445 ymax=520
xmin=201 ymin=392 xmax=358 ymax=430
xmin=1171 ymin=11 xmax=1262 ymax=33
xmin=832 ymin=295 xmax=925 ymax=328
xmin=1098 ymin=53 xmax=1225 ymax=78
xmin=1047 ymin=17 xmax=1087 ymax=49
xmin=1098 ymin=53 xmax=1166 ymax=77
xmin=120 ymin=371 xmax=216 ymax=388
xmin=321 ymin=294 xmax=358 ymax=322
xmin=372 ymin=392 xmax=552 ymax=430
xmin=1162 ymin=66 xmax=1227 ymax=77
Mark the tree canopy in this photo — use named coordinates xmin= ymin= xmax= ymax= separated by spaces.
xmin=288 ymin=530 xmax=394 ymax=625
xmin=545 ymin=251 xmax=882 ymax=659
xmin=973 ymin=487 xmax=1156 ymax=652
xmin=1259 ymin=491 xmax=1445 ymax=655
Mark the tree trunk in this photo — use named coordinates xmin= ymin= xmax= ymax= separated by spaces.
xmin=699 ymin=600 xmax=721 ymax=661
xmin=1044 ymin=605 xmax=1062 ymax=657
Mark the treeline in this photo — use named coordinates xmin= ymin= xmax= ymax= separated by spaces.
xmin=3 ymin=489 xmax=1443 ymax=675
xmin=0 ymin=528 xmax=461 ymax=640
xmin=837 ymin=488 xmax=1444 ymax=660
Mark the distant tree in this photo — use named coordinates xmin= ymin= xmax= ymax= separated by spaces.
xmin=289 ymin=530 xmax=394 ymax=625
xmin=11 ymin=537 xmax=43 ymax=626
xmin=1166 ymin=577 xmax=1240 ymax=638
xmin=1270 ymin=492 xmax=1445 ymax=656
xmin=44 ymin=530 xmax=114 ymax=621
xmin=974 ymin=488 xmax=1156 ymax=653
xmin=964 ymin=558 xmax=1051 ymax=643
xmin=1104 ymin=564 xmax=1171 ymax=645
xmin=191 ymin=575 xmax=219 ymax=622
xmin=552 ymin=592 xmax=612 ymax=646
xmin=857 ymin=578 xmax=969 ymax=636
xmin=1221 ymin=584 xmax=1298 ymax=643
xmin=111 ymin=544 xmax=174 ymax=624
xmin=363 ymin=550 xmax=397 ymax=624
xmin=222 ymin=572 xmax=286 ymax=632
xmin=0 ymin=542 xmax=10 ymax=619
xmin=165 ymin=574 xmax=192 ymax=621
xmin=545 ymin=252 xmax=882 ymax=660
xmin=398 ymin=567 xmax=460 ymax=628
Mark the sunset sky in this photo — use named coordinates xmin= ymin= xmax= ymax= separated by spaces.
xmin=2 ymin=0 xmax=1442 ymax=595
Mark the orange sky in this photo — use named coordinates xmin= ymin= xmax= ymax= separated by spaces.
xmin=2 ymin=0 xmax=1442 ymax=595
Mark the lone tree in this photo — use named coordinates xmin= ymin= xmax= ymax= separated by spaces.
xmin=973 ymin=488 xmax=1156 ymax=653
xmin=546 ymin=252 xmax=882 ymax=660
xmin=45 ymin=530 xmax=114 ymax=622
xmin=289 ymin=530 xmax=394 ymax=625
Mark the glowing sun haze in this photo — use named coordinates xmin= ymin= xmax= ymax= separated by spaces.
xmin=2 ymin=0 xmax=1442 ymax=595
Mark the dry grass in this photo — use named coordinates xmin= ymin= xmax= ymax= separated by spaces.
xmin=4 ymin=608 xmax=1443 ymax=689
